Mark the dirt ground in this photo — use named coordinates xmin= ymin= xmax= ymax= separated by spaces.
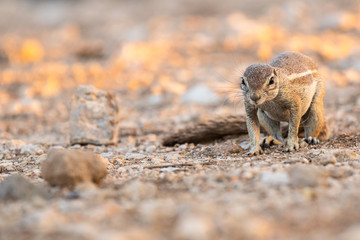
xmin=1 ymin=0 xmax=360 ymax=239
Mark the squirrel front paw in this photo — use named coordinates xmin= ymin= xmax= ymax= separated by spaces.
xmin=245 ymin=146 xmax=263 ymax=156
xmin=260 ymin=136 xmax=283 ymax=149
xmin=301 ymin=137 xmax=320 ymax=145
xmin=283 ymin=142 xmax=299 ymax=152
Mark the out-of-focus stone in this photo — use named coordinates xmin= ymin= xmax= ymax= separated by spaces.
xmin=126 ymin=153 xmax=147 ymax=160
xmin=121 ymin=180 xmax=157 ymax=202
xmin=41 ymin=149 xmax=108 ymax=188
xmin=234 ymin=216 xmax=274 ymax=239
xmin=10 ymin=98 xmax=43 ymax=117
xmin=317 ymin=12 xmax=358 ymax=31
xmin=319 ymin=153 xmax=337 ymax=166
xmin=0 ymin=139 xmax=26 ymax=151
xmin=139 ymin=199 xmax=176 ymax=225
xmin=146 ymin=94 xmax=164 ymax=106
xmin=287 ymin=165 xmax=327 ymax=188
xmin=145 ymin=145 xmax=156 ymax=153
xmin=328 ymin=167 xmax=354 ymax=179
xmin=260 ymin=171 xmax=289 ymax=186
xmin=239 ymin=141 xmax=251 ymax=150
xmin=20 ymin=144 xmax=44 ymax=155
xmin=0 ymin=160 xmax=16 ymax=172
xmin=97 ymin=228 xmax=152 ymax=240
xmin=339 ymin=224 xmax=360 ymax=240
xmin=21 ymin=208 xmax=67 ymax=233
xmin=332 ymin=150 xmax=360 ymax=162
xmin=69 ymin=85 xmax=120 ymax=145
xmin=283 ymin=157 xmax=308 ymax=164
xmin=0 ymin=174 xmax=50 ymax=201
xmin=175 ymin=213 xmax=216 ymax=240
xmin=181 ymin=84 xmax=219 ymax=105
xmin=353 ymin=59 xmax=360 ymax=72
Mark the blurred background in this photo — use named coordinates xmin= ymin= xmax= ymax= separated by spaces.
xmin=1 ymin=2 xmax=360 ymax=240
xmin=0 ymin=0 xmax=359 ymax=142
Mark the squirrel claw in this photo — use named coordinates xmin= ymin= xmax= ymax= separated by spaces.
xmin=282 ymin=143 xmax=299 ymax=152
xmin=245 ymin=148 xmax=263 ymax=156
xmin=302 ymin=137 xmax=320 ymax=145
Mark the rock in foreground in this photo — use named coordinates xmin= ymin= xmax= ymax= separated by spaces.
xmin=0 ymin=174 xmax=50 ymax=201
xmin=287 ymin=165 xmax=327 ymax=188
xmin=69 ymin=85 xmax=120 ymax=145
xmin=41 ymin=149 xmax=108 ymax=188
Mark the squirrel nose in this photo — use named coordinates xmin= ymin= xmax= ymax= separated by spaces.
xmin=250 ymin=93 xmax=261 ymax=102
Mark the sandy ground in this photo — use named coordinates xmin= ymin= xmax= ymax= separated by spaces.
xmin=0 ymin=0 xmax=360 ymax=239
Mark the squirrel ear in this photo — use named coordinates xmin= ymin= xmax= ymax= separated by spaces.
xmin=273 ymin=68 xmax=278 ymax=76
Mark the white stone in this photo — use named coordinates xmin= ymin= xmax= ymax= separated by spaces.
xmin=175 ymin=213 xmax=215 ymax=240
xmin=146 ymin=94 xmax=164 ymax=106
xmin=125 ymin=153 xmax=147 ymax=160
xmin=239 ymin=141 xmax=251 ymax=150
xmin=178 ymin=144 xmax=187 ymax=150
xmin=181 ymin=84 xmax=219 ymax=105
xmin=20 ymin=144 xmax=43 ymax=155
xmin=145 ymin=145 xmax=156 ymax=153
xmin=242 ymin=162 xmax=251 ymax=167
xmin=69 ymin=85 xmax=120 ymax=145
xmin=260 ymin=171 xmax=290 ymax=185
xmin=100 ymin=152 xmax=113 ymax=158
xmin=160 ymin=167 xmax=179 ymax=172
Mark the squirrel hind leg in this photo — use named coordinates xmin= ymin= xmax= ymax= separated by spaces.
xmin=301 ymin=78 xmax=329 ymax=144
xmin=301 ymin=101 xmax=325 ymax=144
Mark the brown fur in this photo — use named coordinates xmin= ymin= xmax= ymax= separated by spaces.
xmin=243 ymin=51 xmax=327 ymax=155
xmin=290 ymin=75 xmax=314 ymax=86
xmin=243 ymin=64 xmax=273 ymax=90
xmin=270 ymin=51 xmax=318 ymax=74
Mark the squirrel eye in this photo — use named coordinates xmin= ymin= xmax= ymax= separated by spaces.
xmin=241 ymin=77 xmax=248 ymax=88
xmin=269 ymin=77 xmax=275 ymax=85
xmin=240 ymin=77 xmax=247 ymax=91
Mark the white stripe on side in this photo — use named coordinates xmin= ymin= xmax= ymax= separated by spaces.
xmin=287 ymin=69 xmax=317 ymax=80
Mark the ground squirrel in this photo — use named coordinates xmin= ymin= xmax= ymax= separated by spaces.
xmin=163 ymin=52 xmax=329 ymax=155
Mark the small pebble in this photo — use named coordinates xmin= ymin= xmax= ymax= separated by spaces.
xmin=145 ymin=145 xmax=156 ymax=153
xmin=287 ymin=165 xmax=327 ymax=188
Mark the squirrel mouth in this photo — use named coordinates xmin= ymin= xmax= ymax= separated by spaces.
xmin=249 ymin=99 xmax=263 ymax=106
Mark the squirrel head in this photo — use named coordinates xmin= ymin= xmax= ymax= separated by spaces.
xmin=240 ymin=64 xmax=280 ymax=106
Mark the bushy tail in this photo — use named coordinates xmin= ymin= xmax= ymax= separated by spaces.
xmin=162 ymin=114 xmax=330 ymax=146
xmin=162 ymin=115 xmax=248 ymax=146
